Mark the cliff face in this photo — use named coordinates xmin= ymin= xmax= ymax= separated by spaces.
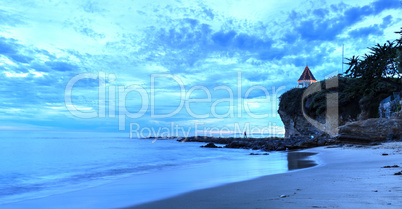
xmin=278 ymin=108 xmax=323 ymax=138
xmin=278 ymin=77 xmax=400 ymax=140
xmin=278 ymin=88 xmax=316 ymax=138
xmin=278 ymin=78 xmax=357 ymax=138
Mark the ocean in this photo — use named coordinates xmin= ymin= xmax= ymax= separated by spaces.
xmin=0 ymin=131 xmax=316 ymax=208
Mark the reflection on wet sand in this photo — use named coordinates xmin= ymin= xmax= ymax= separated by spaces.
xmin=287 ymin=152 xmax=317 ymax=170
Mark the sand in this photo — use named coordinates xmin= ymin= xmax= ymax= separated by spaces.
xmin=127 ymin=142 xmax=402 ymax=209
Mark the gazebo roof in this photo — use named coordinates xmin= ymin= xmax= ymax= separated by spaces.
xmin=297 ymin=66 xmax=316 ymax=82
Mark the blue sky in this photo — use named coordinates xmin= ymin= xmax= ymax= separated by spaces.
xmin=0 ymin=0 xmax=401 ymax=136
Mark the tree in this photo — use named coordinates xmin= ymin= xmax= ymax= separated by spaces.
xmin=345 ymin=28 xmax=402 ymax=91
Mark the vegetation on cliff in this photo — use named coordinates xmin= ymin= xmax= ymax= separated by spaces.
xmin=345 ymin=28 xmax=402 ymax=92
xmin=280 ymin=29 xmax=402 ymax=123
xmin=279 ymin=78 xmax=366 ymax=126
xmin=343 ymin=28 xmax=401 ymax=117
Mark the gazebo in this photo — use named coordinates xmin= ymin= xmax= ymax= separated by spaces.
xmin=297 ymin=66 xmax=317 ymax=88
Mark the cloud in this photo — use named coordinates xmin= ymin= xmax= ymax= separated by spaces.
xmin=0 ymin=0 xmax=401 ymax=132
xmin=348 ymin=24 xmax=383 ymax=38
xmin=234 ymin=33 xmax=273 ymax=51
xmin=0 ymin=9 xmax=24 ymax=27
xmin=45 ymin=61 xmax=78 ymax=72
xmin=312 ymin=8 xmax=329 ymax=19
xmin=0 ymin=37 xmax=47 ymax=65
xmin=372 ymin=0 xmax=400 ymax=14
xmin=348 ymin=14 xmax=395 ymax=39
xmin=78 ymin=27 xmax=105 ymax=39
xmin=291 ymin=0 xmax=400 ymax=42
xmin=211 ymin=30 xmax=237 ymax=47
xmin=81 ymin=0 xmax=107 ymax=14
xmin=0 ymin=37 xmax=18 ymax=55
xmin=380 ymin=15 xmax=393 ymax=28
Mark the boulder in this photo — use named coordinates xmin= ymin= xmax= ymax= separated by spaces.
xmin=391 ymin=109 xmax=402 ymax=119
xmin=317 ymin=139 xmax=326 ymax=146
xmin=338 ymin=118 xmax=402 ymax=143
xmin=201 ymin=143 xmax=221 ymax=148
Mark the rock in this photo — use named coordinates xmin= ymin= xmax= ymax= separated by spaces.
xmin=326 ymin=145 xmax=339 ymax=148
xmin=278 ymin=80 xmax=402 ymax=147
xmin=391 ymin=109 xmax=402 ymax=119
xmin=387 ymin=133 xmax=398 ymax=140
xmin=276 ymin=145 xmax=285 ymax=151
xmin=382 ymin=153 xmax=389 ymax=156
xmin=278 ymin=79 xmax=364 ymax=139
xmin=280 ymin=195 xmax=287 ymax=198
xmin=394 ymin=171 xmax=402 ymax=175
xmin=317 ymin=139 xmax=326 ymax=146
xmin=225 ymin=141 xmax=248 ymax=149
xmin=278 ymin=109 xmax=325 ymax=139
xmin=182 ymin=135 xmax=333 ymax=152
xmin=382 ymin=165 xmax=399 ymax=168
xmin=250 ymin=152 xmax=269 ymax=155
xmin=338 ymin=118 xmax=402 ymax=143
xmin=201 ymin=143 xmax=221 ymax=148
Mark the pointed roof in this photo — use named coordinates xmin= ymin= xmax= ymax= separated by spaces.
xmin=297 ymin=66 xmax=316 ymax=82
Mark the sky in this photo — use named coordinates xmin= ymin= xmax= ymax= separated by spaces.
xmin=0 ymin=0 xmax=401 ymax=136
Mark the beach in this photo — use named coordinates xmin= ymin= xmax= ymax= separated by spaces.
xmin=129 ymin=142 xmax=402 ymax=209
xmin=2 ymin=136 xmax=401 ymax=209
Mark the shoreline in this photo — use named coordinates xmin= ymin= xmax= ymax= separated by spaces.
xmin=0 ymin=142 xmax=314 ymax=209
xmin=127 ymin=142 xmax=402 ymax=209
xmin=150 ymin=135 xmax=339 ymax=151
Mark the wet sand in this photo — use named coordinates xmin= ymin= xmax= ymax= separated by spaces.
xmin=127 ymin=142 xmax=402 ymax=209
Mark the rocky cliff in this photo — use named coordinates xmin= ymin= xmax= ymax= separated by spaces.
xmin=279 ymin=77 xmax=359 ymax=139
xmin=174 ymin=77 xmax=400 ymax=151
xmin=278 ymin=77 xmax=401 ymax=143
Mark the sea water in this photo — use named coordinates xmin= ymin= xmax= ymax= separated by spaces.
xmin=0 ymin=131 xmax=314 ymax=209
